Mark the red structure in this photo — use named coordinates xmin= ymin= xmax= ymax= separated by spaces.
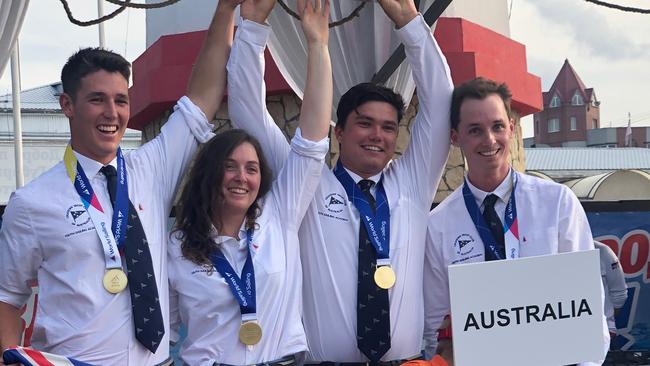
xmin=128 ymin=18 xmax=542 ymax=131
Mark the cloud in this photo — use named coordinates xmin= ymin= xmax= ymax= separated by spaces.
xmin=526 ymin=0 xmax=650 ymax=60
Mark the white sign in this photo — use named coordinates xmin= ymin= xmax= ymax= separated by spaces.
xmin=449 ymin=250 xmax=606 ymax=366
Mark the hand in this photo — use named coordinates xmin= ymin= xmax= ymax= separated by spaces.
xmin=298 ymin=0 xmax=330 ymax=45
xmin=377 ymin=0 xmax=417 ymax=29
xmin=240 ymin=0 xmax=277 ymax=24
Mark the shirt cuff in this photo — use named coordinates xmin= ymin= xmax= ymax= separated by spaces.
xmin=396 ymin=13 xmax=430 ymax=46
xmin=290 ymin=127 xmax=329 ymax=160
xmin=237 ymin=17 xmax=271 ymax=48
xmin=174 ymin=96 xmax=215 ymax=144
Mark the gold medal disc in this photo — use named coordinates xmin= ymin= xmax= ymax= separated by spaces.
xmin=239 ymin=321 xmax=263 ymax=346
xmin=374 ymin=265 xmax=396 ymax=289
xmin=103 ymin=268 xmax=128 ymax=294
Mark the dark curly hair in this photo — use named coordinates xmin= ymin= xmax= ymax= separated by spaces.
xmin=173 ymin=129 xmax=273 ymax=266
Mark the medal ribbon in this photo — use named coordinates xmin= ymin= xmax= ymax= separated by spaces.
xmin=462 ymin=170 xmax=520 ymax=260
xmin=209 ymin=229 xmax=257 ymax=318
xmin=64 ymin=145 xmax=130 ymax=269
xmin=333 ymin=160 xmax=391 ymax=264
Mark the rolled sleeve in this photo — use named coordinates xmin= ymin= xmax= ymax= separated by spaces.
xmin=289 ymin=127 xmax=329 ymax=160
xmin=396 ymin=14 xmax=431 ymax=45
xmin=174 ymin=96 xmax=215 ymax=144
xmin=237 ymin=17 xmax=271 ymax=46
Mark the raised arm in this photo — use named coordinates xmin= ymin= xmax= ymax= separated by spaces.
xmin=186 ymin=0 xmax=241 ymax=120
xmin=379 ymin=0 xmax=454 ymax=207
xmin=297 ymin=0 xmax=332 ymax=141
xmin=228 ymin=0 xmax=291 ymax=176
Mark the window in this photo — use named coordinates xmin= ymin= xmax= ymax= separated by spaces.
xmin=550 ymin=94 xmax=561 ymax=108
xmin=570 ymin=117 xmax=577 ymax=131
xmin=548 ymin=118 xmax=560 ymax=133
xmin=571 ymin=91 xmax=584 ymax=106
xmin=535 ymin=120 xmax=540 ymax=135
xmin=592 ymin=119 xmax=598 ymax=129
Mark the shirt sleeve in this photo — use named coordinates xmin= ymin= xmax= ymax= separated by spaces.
xmin=392 ymin=15 xmax=454 ymax=208
xmin=269 ymin=128 xmax=328 ymax=231
xmin=423 ymin=214 xmax=451 ymax=358
xmin=227 ymin=18 xmax=291 ymax=178
xmin=126 ymin=96 xmax=215 ymax=209
xmin=557 ymin=186 xmax=594 ymax=252
xmin=0 ymin=192 xmax=42 ymax=308
xmin=601 ymin=245 xmax=628 ymax=309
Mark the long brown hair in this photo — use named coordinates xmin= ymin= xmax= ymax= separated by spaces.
xmin=173 ymin=129 xmax=272 ymax=266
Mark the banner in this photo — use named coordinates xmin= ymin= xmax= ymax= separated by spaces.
xmin=585 ymin=204 xmax=650 ymax=351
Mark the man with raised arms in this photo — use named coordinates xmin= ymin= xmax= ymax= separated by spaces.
xmin=0 ymin=1 xmax=239 ymax=364
xmin=227 ymin=0 xmax=453 ymax=362
xmin=423 ymin=77 xmax=609 ymax=365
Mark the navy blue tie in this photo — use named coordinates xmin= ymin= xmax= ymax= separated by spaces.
xmin=482 ymin=194 xmax=505 ymax=261
xmin=101 ymin=165 xmax=164 ymax=353
xmin=356 ymin=179 xmax=391 ymax=361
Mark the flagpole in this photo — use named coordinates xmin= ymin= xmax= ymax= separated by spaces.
xmin=98 ymin=0 xmax=106 ymax=48
xmin=625 ymin=112 xmax=632 ymax=147
xmin=10 ymin=42 xmax=24 ymax=189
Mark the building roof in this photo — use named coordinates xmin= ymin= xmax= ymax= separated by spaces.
xmin=0 ymin=82 xmax=63 ymax=112
xmin=526 ymin=147 xmax=650 ymax=171
xmin=542 ymin=59 xmax=591 ymax=106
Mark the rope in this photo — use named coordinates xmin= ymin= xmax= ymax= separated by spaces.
xmin=584 ymin=0 xmax=650 ymax=14
xmin=60 ymin=0 xmax=363 ymax=28
xmin=58 ymin=0 xmax=182 ymax=27
xmin=276 ymin=0 xmax=367 ymax=28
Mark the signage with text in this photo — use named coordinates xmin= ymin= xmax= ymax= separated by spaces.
xmin=449 ymin=250 xmax=606 ymax=366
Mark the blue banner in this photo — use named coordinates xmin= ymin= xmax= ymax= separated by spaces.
xmin=586 ymin=209 xmax=650 ymax=351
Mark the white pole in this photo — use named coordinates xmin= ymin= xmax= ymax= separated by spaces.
xmin=98 ymin=0 xmax=106 ymax=48
xmin=10 ymin=43 xmax=24 ymax=189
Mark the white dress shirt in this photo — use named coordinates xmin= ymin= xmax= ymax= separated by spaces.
xmin=168 ymin=130 xmax=328 ymax=366
xmin=423 ymin=171 xmax=610 ymax=364
xmin=227 ymin=15 xmax=453 ymax=361
xmin=0 ymin=96 xmax=214 ymax=366
xmin=594 ymin=241 xmax=627 ymax=332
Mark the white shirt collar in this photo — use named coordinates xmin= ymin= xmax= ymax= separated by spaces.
xmin=343 ymin=166 xmax=382 ymax=186
xmin=72 ymin=150 xmax=117 ymax=179
xmin=466 ymin=169 xmax=514 ymax=208
xmin=211 ymin=221 xmax=249 ymax=250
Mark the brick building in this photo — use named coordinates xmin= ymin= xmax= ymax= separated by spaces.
xmin=533 ymin=59 xmax=601 ymax=147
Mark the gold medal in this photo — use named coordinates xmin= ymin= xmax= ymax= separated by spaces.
xmin=239 ymin=321 xmax=263 ymax=346
xmin=374 ymin=265 xmax=396 ymax=289
xmin=103 ymin=268 xmax=128 ymax=294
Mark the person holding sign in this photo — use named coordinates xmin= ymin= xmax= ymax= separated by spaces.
xmin=227 ymin=0 xmax=453 ymax=362
xmin=422 ymin=77 xmax=609 ymax=364
xmin=166 ymin=0 xmax=331 ymax=364
xmin=0 ymin=0 xmax=239 ymax=364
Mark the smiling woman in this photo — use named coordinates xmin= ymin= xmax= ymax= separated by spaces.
xmin=165 ymin=0 xmax=332 ymax=363
xmin=173 ymin=130 xmax=272 ymax=266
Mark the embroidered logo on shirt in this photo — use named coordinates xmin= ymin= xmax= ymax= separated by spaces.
xmin=65 ymin=204 xmax=91 ymax=227
xmin=454 ymin=233 xmax=476 ymax=256
xmin=324 ymin=193 xmax=346 ymax=213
